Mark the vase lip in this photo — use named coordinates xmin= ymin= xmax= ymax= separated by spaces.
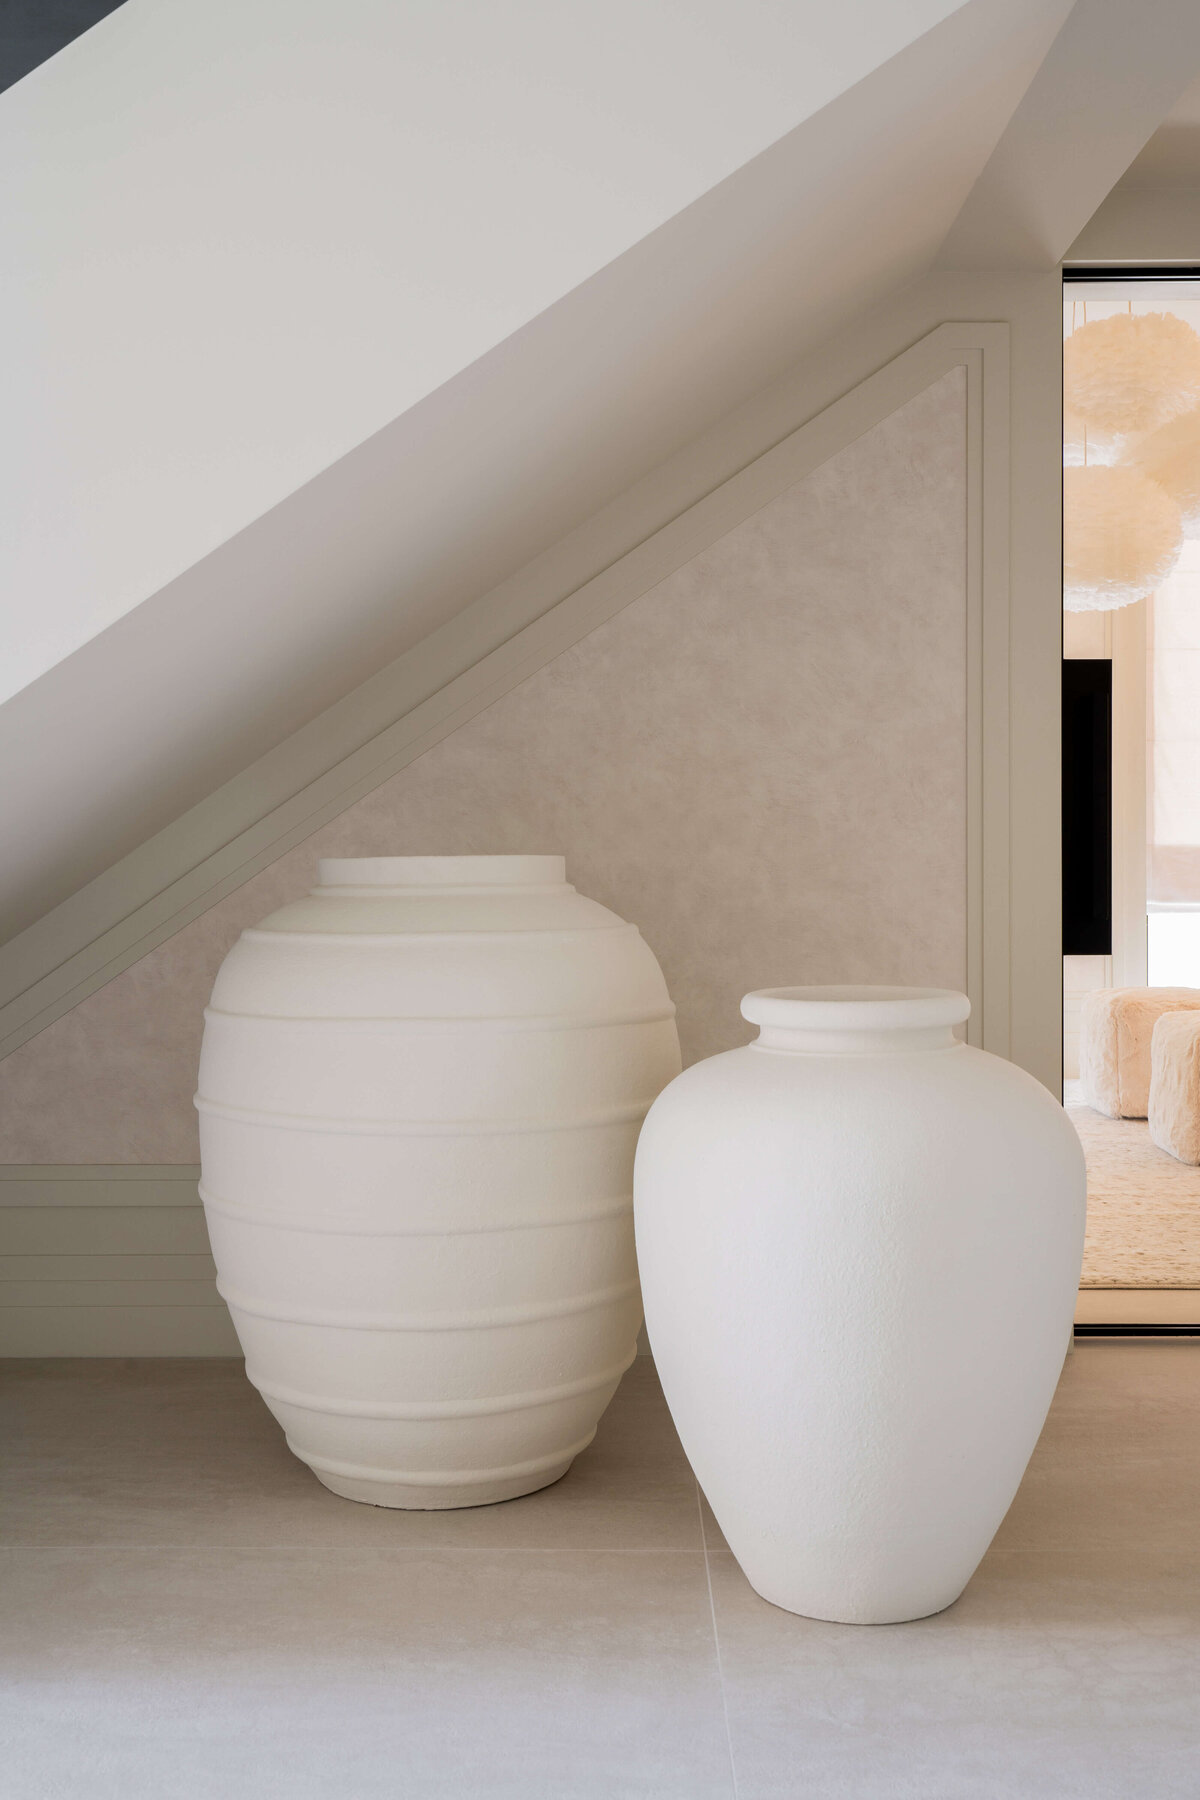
xmin=316 ymin=855 xmax=567 ymax=890
xmin=741 ymin=985 xmax=971 ymax=1034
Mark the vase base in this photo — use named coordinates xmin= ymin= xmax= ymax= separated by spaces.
xmin=310 ymin=1456 xmax=577 ymax=1511
xmin=746 ymin=1573 xmax=966 ymax=1627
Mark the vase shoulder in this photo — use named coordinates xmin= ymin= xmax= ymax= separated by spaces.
xmin=640 ymin=1031 xmax=1077 ymax=1178
xmin=253 ymin=855 xmax=624 ymax=939
xmin=210 ymin=857 xmax=670 ymax=1021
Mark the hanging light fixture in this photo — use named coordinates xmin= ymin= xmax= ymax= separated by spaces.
xmin=1124 ymin=406 xmax=1200 ymax=538
xmin=1063 ymin=403 xmax=1125 ymax=467
xmin=1063 ymin=464 xmax=1183 ymax=612
xmin=1064 ymin=312 xmax=1200 ymax=436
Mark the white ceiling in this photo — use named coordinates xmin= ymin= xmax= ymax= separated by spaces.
xmin=937 ymin=0 xmax=1200 ymax=265
xmin=1117 ymin=72 xmax=1200 ymax=188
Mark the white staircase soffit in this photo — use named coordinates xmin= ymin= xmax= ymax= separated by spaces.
xmin=0 ymin=0 xmax=1068 ymax=954
xmin=1 ymin=0 xmax=983 ymax=704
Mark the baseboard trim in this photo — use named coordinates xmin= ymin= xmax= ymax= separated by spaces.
xmin=0 ymin=1164 xmax=238 ymax=1355
xmin=0 ymin=1164 xmax=203 ymax=1206
xmin=0 ymin=1308 xmax=241 ymax=1357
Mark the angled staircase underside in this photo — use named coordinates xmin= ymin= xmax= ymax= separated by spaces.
xmin=6 ymin=0 xmax=1200 ymax=1066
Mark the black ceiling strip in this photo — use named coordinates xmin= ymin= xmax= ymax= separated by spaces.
xmin=1064 ymin=266 xmax=1200 ymax=282
xmin=1073 ymin=1321 xmax=1200 ymax=1336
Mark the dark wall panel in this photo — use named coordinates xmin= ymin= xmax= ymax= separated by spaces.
xmin=1 ymin=0 xmax=125 ymax=93
xmin=1062 ymin=657 xmax=1113 ymax=957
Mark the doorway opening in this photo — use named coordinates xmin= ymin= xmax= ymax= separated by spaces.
xmin=1063 ymin=271 xmax=1200 ymax=1329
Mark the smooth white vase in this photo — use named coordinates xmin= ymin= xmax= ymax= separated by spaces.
xmin=634 ymin=986 xmax=1086 ymax=1624
xmin=196 ymin=854 xmax=681 ymax=1508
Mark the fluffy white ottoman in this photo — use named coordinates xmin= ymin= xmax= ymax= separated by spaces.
xmin=1079 ymin=986 xmax=1200 ymax=1118
xmin=1150 ymin=1010 xmax=1200 ymax=1163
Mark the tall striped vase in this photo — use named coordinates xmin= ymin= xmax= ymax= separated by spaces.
xmin=196 ymin=855 xmax=681 ymax=1508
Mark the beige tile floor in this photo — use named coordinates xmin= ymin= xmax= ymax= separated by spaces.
xmin=2 ymin=1343 xmax=1198 ymax=1798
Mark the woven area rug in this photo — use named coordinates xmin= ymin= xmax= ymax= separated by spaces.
xmin=1065 ymin=1081 xmax=1200 ymax=1287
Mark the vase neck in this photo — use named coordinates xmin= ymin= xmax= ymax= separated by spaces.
xmin=315 ymin=855 xmax=566 ymax=895
xmin=742 ymin=986 xmax=969 ymax=1056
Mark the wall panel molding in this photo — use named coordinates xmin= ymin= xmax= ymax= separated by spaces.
xmin=0 ymin=311 xmax=1016 ymax=1069
xmin=0 ymin=1164 xmax=238 ymax=1355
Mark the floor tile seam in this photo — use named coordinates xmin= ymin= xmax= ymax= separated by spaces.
xmin=703 ymin=1542 xmax=1200 ymax=1564
xmin=981 ymin=1543 xmax=1195 ymax=1557
xmin=697 ymin=1480 xmax=742 ymax=1800
xmin=0 ymin=1542 xmax=711 ymax=1554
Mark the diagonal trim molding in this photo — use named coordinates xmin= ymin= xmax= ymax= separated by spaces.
xmin=0 ymin=320 xmax=1011 ymax=1064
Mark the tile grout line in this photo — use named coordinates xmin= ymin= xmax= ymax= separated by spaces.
xmin=0 ymin=1541 xmax=711 ymax=1553
xmin=697 ymin=1479 xmax=741 ymax=1800
xmin=4 ymin=1540 xmax=1188 ymax=1557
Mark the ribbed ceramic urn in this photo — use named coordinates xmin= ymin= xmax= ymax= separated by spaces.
xmin=634 ymin=986 xmax=1086 ymax=1625
xmin=196 ymin=855 xmax=681 ymax=1508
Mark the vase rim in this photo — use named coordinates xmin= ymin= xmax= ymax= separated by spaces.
xmin=741 ymin=986 xmax=970 ymax=1034
xmin=316 ymin=855 xmax=567 ymax=890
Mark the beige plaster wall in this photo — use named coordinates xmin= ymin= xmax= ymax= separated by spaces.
xmin=0 ymin=369 xmax=967 ymax=1164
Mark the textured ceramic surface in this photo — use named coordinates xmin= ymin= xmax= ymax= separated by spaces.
xmin=634 ymin=985 xmax=1086 ymax=1625
xmin=197 ymin=855 xmax=681 ymax=1508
